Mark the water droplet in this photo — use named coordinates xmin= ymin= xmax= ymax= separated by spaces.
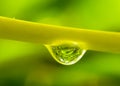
xmin=45 ymin=41 xmax=86 ymax=65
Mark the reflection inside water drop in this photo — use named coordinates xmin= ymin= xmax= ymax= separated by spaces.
xmin=45 ymin=41 xmax=86 ymax=65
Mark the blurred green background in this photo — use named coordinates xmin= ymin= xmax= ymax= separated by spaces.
xmin=0 ymin=0 xmax=120 ymax=86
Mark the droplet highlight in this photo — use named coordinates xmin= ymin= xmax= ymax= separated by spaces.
xmin=45 ymin=41 xmax=86 ymax=65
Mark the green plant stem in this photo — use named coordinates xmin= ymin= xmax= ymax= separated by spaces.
xmin=0 ymin=16 xmax=120 ymax=53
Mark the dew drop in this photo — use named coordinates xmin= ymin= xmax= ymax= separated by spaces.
xmin=45 ymin=41 xmax=86 ymax=65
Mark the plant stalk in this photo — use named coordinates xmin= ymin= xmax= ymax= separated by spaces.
xmin=0 ymin=16 xmax=120 ymax=53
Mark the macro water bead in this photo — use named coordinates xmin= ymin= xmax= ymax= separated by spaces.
xmin=45 ymin=41 xmax=86 ymax=65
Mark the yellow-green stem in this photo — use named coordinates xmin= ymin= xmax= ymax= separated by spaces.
xmin=0 ymin=16 xmax=120 ymax=53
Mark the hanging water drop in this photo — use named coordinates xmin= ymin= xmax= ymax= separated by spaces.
xmin=45 ymin=41 xmax=86 ymax=65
